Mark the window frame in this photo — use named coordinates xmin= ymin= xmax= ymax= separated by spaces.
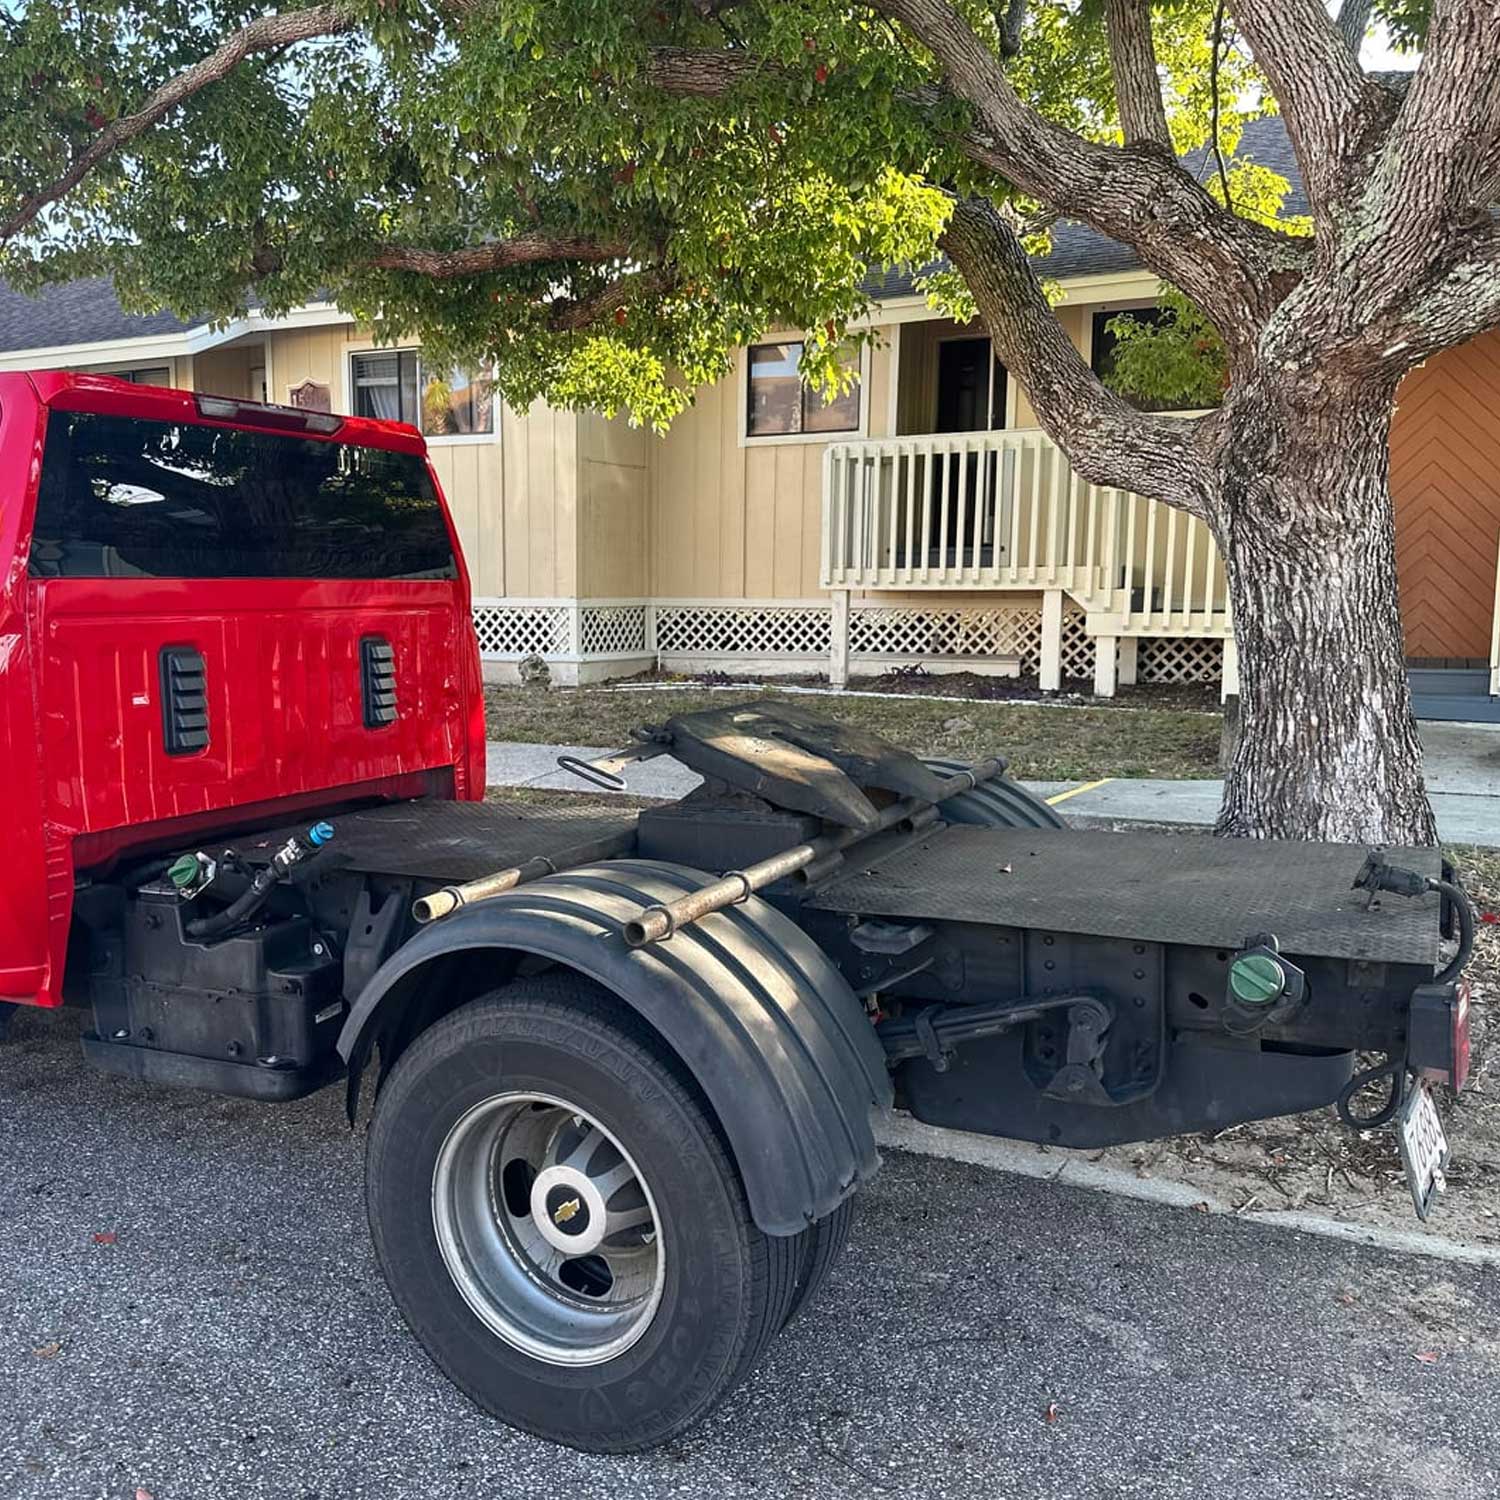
xmin=82 ymin=362 xmax=177 ymax=388
xmin=1088 ymin=302 xmax=1210 ymax=415
xmin=931 ymin=332 xmax=1010 ymax=434
xmin=347 ymin=347 xmax=499 ymax=447
xmin=739 ymin=338 xmax=869 ymax=448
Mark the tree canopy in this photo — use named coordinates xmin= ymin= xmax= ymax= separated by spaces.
xmin=5 ymin=0 xmax=1496 ymax=846
xmin=1 ymin=0 xmax=1356 ymax=425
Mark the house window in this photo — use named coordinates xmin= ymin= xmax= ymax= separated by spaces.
xmin=92 ymin=365 xmax=173 ymax=387
xmin=745 ymin=341 xmax=860 ymax=438
xmin=1090 ymin=308 xmax=1201 ymax=413
xmin=351 ymin=351 xmax=494 ymax=437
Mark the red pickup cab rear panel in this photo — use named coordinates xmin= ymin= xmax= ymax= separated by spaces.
xmin=34 ymin=578 xmax=470 ymax=829
xmin=0 ymin=371 xmax=485 ymax=1007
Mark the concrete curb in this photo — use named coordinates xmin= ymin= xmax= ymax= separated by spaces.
xmin=877 ymin=1114 xmax=1500 ymax=1268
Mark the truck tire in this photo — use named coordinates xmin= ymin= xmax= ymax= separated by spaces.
xmin=365 ymin=975 xmax=804 ymax=1453
xmin=922 ymin=757 xmax=1066 ymax=829
xmin=783 ymin=1199 xmax=853 ymax=1329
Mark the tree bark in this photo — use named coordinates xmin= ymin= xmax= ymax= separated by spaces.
xmin=1103 ymin=0 xmax=1171 ymax=148
xmin=1212 ymin=376 xmax=1436 ymax=844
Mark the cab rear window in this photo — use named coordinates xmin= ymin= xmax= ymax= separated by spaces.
xmin=29 ymin=411 xmax=458 ymax=580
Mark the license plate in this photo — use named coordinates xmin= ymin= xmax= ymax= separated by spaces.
xmin=1397 ymin=1079 xmax=1450 ymax=1221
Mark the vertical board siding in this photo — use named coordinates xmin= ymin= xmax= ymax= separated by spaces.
xmin=647 ymin=332 xmax=895 ymax=600
xmin=191 ymin=344 xmax=259 ymax=400
xmin=1390 ymin=326 xmax=1500 ymax=661
xmin=578 ymin=412 xmax=649 ymax=598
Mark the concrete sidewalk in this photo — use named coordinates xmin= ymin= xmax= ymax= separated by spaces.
xmin=488 ymin=717 xmax=1500 ymax=846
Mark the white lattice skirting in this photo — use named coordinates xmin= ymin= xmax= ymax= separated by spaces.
xmin=654 ymin=601 xmax=832 ymax=659
xmin=473 ymin=598 xmax=650 ymax=661
xmin=472 ymin=597 xmax=1227 ymax=691
xmin=1136 ymin=636 xmax=1224 ymax=683
xmin=473 ymin=601 xmax=575 ymax=659
xmin=850 ymin=605 xmax=1039 ymax=665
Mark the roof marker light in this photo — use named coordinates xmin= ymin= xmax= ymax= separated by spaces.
xmin=194 ymin=393 xmax=344 ymax=435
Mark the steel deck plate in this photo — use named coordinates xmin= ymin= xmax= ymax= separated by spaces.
xmin=808 ymin=827 xmax=1443 ymax=963
xmin=242 ymin=800 xmax=639 ymax=884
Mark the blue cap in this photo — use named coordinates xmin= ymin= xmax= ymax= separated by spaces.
xmin=307 ymin=821 xmax=335 ymax=847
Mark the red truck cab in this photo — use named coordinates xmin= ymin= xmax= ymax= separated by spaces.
xmin=0 ymin=371 xmax=486 ymax=1011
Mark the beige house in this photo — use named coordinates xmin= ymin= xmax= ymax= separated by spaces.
xmin=0 ymin=269 xmax=1242 ymax=695
xmin=5 ymin=117 xmax=1499 ymax=718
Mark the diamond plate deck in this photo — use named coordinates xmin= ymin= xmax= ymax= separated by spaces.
xmin=808 ymin=827 xmax=1443 ymax=964
xmin=242 ymin=800 xmax=639 ymax=884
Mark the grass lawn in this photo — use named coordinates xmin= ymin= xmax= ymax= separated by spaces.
xmin=485 ymin=684 xmax=1223 ymax=782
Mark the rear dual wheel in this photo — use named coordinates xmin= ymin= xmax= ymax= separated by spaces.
xmin=366 ymin=977 xmax=849 ymax=1452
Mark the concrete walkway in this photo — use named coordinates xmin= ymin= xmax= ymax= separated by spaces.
xmin=488 ymin=718 xmax=1500 ymax=847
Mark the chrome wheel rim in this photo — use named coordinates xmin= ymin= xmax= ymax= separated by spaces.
xmin=431 ymin=1091 xmax=665 ymax=1366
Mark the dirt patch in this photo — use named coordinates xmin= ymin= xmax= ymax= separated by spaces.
xmin=623 ymin=663 xmax=1224 ymax=713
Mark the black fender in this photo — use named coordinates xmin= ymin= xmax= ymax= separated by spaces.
xmin=337 ymin=859 xmax=891 ymax=1236
xmin=922 ymin=757 xmax=1067 ymax=829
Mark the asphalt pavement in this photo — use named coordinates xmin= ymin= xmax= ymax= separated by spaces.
xmin=4 ymin=1005 xmax=1499 ymax=1500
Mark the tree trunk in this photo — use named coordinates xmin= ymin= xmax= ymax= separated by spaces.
xmin=1213 ymin=376 xmax=1437 ymax=845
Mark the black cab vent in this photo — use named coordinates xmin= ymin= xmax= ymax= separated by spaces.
xmin=159 ymin=646 xmax=209 ymax=755
xmin=360 ymin=636 xmax=398 ymax=728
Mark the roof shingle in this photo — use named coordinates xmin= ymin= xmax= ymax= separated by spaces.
xmin=0 ymin=275 xmax=194 ymax=354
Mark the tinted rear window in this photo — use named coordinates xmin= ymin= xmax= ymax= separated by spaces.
xmin=29 ymin=411 xmax=458 ymax=580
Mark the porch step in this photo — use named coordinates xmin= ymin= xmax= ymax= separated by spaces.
xmin=1408 ymin=667 xmax=1500 ymax=723
xmin=1410 ymin=694 xmax=1500 ymax=724
xmin=1408 ymin=667 xmax=1490 ymax=697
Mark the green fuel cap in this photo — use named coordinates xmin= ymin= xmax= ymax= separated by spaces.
xmin=1229 ymin=951 xmax=1286 ymax=1005
xmin=168 ymin=854 xmax=201 ymax=889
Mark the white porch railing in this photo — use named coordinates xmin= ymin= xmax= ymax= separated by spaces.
xmin=821 ymin=428 xmax=1230 ymax=636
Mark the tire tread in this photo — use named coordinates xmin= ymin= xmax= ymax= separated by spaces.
xmin=367 ymin=973 xmax=801 ymax=1452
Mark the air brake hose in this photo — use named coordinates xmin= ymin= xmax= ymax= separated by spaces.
xmin=1429 ymin=877 xmax=1474 ymax=987
xmin=184 ymin=822 xmax=334 ymax=942
xmin=1352 ymin=852 xmax=1475 ymax=986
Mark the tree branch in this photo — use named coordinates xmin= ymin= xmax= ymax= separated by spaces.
xmin=1367 ymin=218 xmax=1500 ymax=365
xmin=941 ymin=197 xmax=1212 ymax=516
xmin=546 ymin=266 xmax=677 ymax=331
xmin=0 ymin=5 xmax=357 ymax=244
xmin=641 ymin=25 xmax=1307 ymax=348
xmin=1208 ymin=0 xmax=1234 ymax=209
xmin=1103 ymin=0 xmax=1171 ymax=149
xmin=641 ymin=47 xmax=787 ymax=94
xmin=367 ymin=235 xmax=632 ymax=278
xmin=1335 ymin=0 xmax=1374 ymax=53
xmin=1229 ymin=0 xmax=1384 ymax=216
xmin=869 ymin=0 xmax=1305 ymax=348
xmin=1375 ymin=0 xmax=1500 ymax=244
xmin=996 ymin=0 xmax=1027 ymax=58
